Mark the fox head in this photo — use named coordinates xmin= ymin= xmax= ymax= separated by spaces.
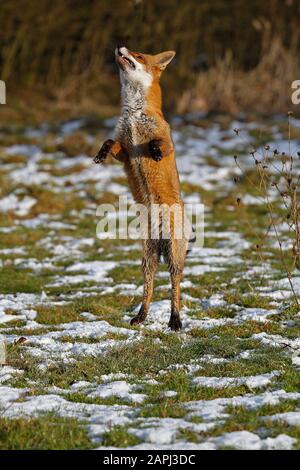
xmin=115 ymin=46 xmax=175 ymax=89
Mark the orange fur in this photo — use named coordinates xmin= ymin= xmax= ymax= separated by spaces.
xmin=95 ymin=47 xmax=187 ymax=330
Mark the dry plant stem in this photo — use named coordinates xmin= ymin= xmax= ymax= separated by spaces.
xmin=234 ymin=159 xmax=270 ymax=272
xmin=280 ymin=342 xmax=300 ymax=352
xmin=234 ymin=123 xmax=300 ymax=307
xmin=257 ymin=163 xmax=299 ymax=307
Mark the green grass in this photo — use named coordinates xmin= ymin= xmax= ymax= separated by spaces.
xmin=101 ymin=425 xmax=141 ymax=448
xmin=178 ymin=427 xmax=200 ymax=443
xmin=0 ymin=415 xmax=92 ymax=450
xmin=201 ymin=401 xmax=300 ymax=446
xmin=35 ymin=294 xmax=136 ymax=326
xmin=187 ymin=335 xmax=259 ymax=358
xmin=194 ymin=352 xmax=289 ymax=379
xmin=0 ymin=266 xmax=44 ymax=294
xmin=190 ymin=321 xmax=283 ymax=340
xmin=223 ymin=292 xmax=274 ymax=309
xmin=63 ymin=392 xmax=133 ymax=406
xmin=139 ymin=401 xmax=186 ymax=419
xmin=109 ymin=264 xmax=142 ymax=284
xmin=35 ymin=304 xmax=84 ymax=325
xmin=177 ymin=403 xmax=300 ymax=448
xmin=139 ymin=370 xmax=253 ymax=403
xmin=59 ymin=332 xmax=129 ymax=343
xmin=1 ymin=116 xmax=300 ymax=449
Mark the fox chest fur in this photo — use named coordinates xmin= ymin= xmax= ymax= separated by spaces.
xmin=116 ymin=83 xmax=181 ymax=206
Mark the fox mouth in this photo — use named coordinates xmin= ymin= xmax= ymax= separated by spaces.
xmin=116 ymin=48 xmax=136 ymax=70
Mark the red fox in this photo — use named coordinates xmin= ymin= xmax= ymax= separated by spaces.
xmin=95 ymin=46 xmax=189 ymax=330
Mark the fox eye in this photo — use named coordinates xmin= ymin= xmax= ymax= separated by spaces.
xmin=136 ymin=55 xmax=144 ymax=61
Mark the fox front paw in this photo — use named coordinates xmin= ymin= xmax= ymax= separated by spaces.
xmin=149 ymin=139 xmax=163 ymax=162
xmin=94 ymin=139 xmax=115 ymax=164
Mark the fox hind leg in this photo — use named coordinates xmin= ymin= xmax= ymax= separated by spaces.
xmin=165 ymin=238 xmax=187 ymax=331
xmin=168 ymin=271 xmax=183 ymax=331
xmin=130 ymin=241 xmax=159 ymax=326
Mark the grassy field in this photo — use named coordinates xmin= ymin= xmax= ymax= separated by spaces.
xmin=0 ymin=113 xmax=300 ymax=449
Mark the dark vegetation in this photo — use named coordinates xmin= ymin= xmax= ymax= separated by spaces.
xmin=0 ymin=0 xmax=300 ymax=120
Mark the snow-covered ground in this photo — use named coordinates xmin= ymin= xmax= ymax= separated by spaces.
xmin=0 ymin=115 xmax=300 ymax=449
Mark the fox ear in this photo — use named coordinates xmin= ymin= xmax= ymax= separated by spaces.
xmin=155 ymin=51 xmax=176 ymax=70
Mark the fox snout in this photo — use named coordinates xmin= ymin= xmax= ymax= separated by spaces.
xmin=115 ymin=46 xmax=136 ymax=70
xmin=115 ymin=46 xmax=176 ymax=90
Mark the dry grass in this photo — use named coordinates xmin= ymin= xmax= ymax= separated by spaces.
xmin=1 ymin=2 xmax=300 ymax=119
xmin=178 ymin=32 xmax=300 ymax=115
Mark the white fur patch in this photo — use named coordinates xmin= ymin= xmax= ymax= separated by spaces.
xmin=116 ymin=47 xmax=157 ymax=148
xmin=120 ymin=78 xmax=145 ymax=114
xmin=117 ymin=47 xmax=153 ymax=90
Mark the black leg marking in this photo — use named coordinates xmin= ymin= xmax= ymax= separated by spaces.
xmin=149 ymin=139 xmax=163 ymax=162
xmin=168 ymin=310 xmax=182 ymax=331
xmin=130 ymin=307 xmax=147 ymax=326
xmin=94 ymin=139 xmax=114 ymax=164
